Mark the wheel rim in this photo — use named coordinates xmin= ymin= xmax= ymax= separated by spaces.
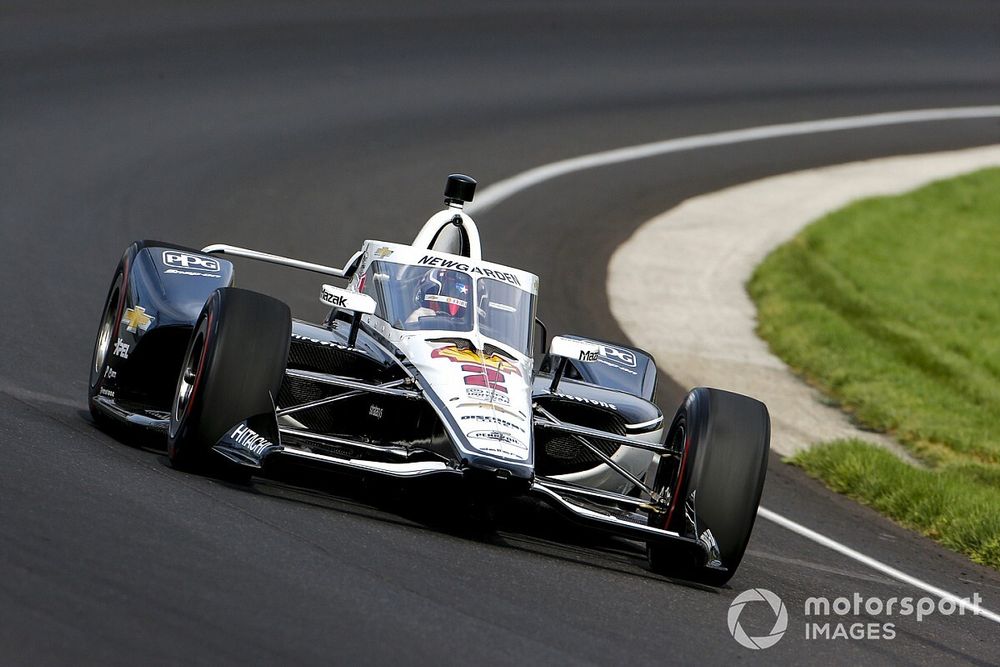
xmin=658 ymin=416 xmax=686 ymax=527
xmin=90 ymin=278 xmax=121 ymax=388
xmin=170 ymin=315 xmax=208 ymax=438
xmin=669 ymin=421 xmax=686 ymax=469
xmin=662 ymin=419 xmax=686 ymax=493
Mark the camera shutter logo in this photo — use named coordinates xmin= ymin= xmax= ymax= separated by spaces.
xmin=728 ymin=588 xmax=788 ymax=649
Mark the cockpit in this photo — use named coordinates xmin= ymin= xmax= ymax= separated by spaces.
xmin=359 ymin=259 xmax=536 ymax=356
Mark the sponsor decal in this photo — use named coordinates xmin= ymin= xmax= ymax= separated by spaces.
xmin=113 ymin=338 xmax=130 ymax=359
xmin=460 ymin=413 xmax=526 ymax=433
xmin=228 ymin=423 xmax=273 ymax=456
xmin=324 ymin=292 xmax=348 ymax=307
xmin=374 ymin=246 xmax=393 ymax=258
xmin=553 ymin=392 xmax=616 ymax=411
xmin=431 ymin=345 xmax=521 ymax=375
xmin=465 ymin=367 xmax=509 ymax=393
xmin=99 ymin=387 xmax=115 ymax=399
xmin=418 ymin=255 xmax=521 ymax=287
xmin=601 ymin=345 xmax=637 ymax=367
xmin=469 ymin=440 xmax=528 ymax=459
xmin=425 ymin=293 xmax=467 ymax=309
xmin=598 ymin=358 xmax=638 ymax=375
xmin=550 ymin=336 xmax=600 ymax=363
xmin=468 ymin=430 xmax=527 ymax=450
xmin=121 ymin=306 xmax=154 ymax=334
xmin=431 ymin=344 xmax=522 ymax=395
xmin=320 ymin=285 xmax=377 ymax=314
xmin=368 ymin=404 xmax=384 ymax=419
xmin=475 ymin=444 xmax=520 ymax=458
xmin=465 ymin=386 xmax=510 ymax=405
xmin=161 ymin=251 xmax=221 ymax=273
xmin=104 ymin=367 xmax=117 ymax=379
xmin=164 ymin=268 xmax=222 ymax=278
xmin=291 ymin=332 xmax=349 ymax=351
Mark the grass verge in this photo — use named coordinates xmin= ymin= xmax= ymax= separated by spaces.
xmin=748 ymin=167 xmax=1000 ymax=569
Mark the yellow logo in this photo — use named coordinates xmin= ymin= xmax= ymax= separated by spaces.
xmin=374 ymin=246 xmax=393 ymax=259
xmin=431 ymin=345 xmax=521 ymax=376
xmin=121 ymin=306 xmax=154 ymax=334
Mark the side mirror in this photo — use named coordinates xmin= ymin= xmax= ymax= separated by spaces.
xmin=546 ymin=335 xmax=601 ymax=392
xmin=320 ymin=284 xmax=376 ymax=315
xmin=549 ymin=335 xmax=600 ymax=362
xmin=321 ymin=284 xmax=377 ymax=346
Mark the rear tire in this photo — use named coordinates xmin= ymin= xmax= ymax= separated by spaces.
xmin=647 ymin=387 xmax=769 ymax=586
xmin=168 ymin=288 xmax=290 ymax=473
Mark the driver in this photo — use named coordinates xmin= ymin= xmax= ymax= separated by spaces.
xmin=406 ymin=268 xmax=472 ymax=324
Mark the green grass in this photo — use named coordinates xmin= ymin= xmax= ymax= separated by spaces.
xmin=748 ymin=167 xmax=1000 ymax=569
xmin=792 ymin=441 xmax=1000 ymax=568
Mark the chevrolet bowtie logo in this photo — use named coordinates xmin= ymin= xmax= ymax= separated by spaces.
xmin=374 ymin=246 xmax=393 ymax=258
xmin=121 ymin=306 xmax=154 ymax=334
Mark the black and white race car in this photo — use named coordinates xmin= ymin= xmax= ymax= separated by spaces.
xmin=88 ymin=174 xmax=770 ymax=585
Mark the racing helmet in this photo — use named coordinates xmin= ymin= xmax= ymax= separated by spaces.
xmin=415 ymin=269 xmax=471 ymax=318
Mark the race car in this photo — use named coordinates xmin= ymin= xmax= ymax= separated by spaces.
xmin=87 ymin=174 xmax=770 ymax=585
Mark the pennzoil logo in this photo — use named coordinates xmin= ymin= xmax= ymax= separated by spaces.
xmin=431 ymin=344 xmax=521 ymax=395
xmin=468 ymin=430 xmax=527 ymax=450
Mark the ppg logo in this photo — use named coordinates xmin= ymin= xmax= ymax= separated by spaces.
xmin=162 ymin=251 xmax=221 ymax=272
xmin=601 ymin=345 xmax=637 ymax=367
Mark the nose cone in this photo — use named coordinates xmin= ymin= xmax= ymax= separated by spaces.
xmin=404 ymin=338 xmax=534 ymax=469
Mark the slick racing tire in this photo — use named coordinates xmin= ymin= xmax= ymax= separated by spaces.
xmin=647 ymin=387 xmax=769 ymax=586
xmin=168 ymin=287 xmax=290 ymax=472
xmin=88 ymin=259 xmax=126 ymax=429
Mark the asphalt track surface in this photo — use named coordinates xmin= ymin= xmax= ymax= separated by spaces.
xmin=2 ymin=2 xmax=1000 ymax=664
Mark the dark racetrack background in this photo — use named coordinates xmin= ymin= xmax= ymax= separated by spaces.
xmin=2 ymin=2 xmax=999 ymax=664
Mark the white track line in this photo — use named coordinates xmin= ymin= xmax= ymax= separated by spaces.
xmin=468 ymin=106 xmax=1000 ymax=213
xmin=759 ymin=508 xmax=1000 ymax=623
xmin=470 ymin=105 xmax=1000 ymax=620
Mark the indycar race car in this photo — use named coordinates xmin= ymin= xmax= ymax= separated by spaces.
xmin=87 ymin=174 xmax=770 ymax=585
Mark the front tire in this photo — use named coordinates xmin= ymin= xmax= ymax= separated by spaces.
xmin=88 ymin=262 xmax=126 ymax=429
xmin=647 ymin=387 xmax=770 ymax=586
xmin=168 ymin=288 xmax=290 ymax=471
